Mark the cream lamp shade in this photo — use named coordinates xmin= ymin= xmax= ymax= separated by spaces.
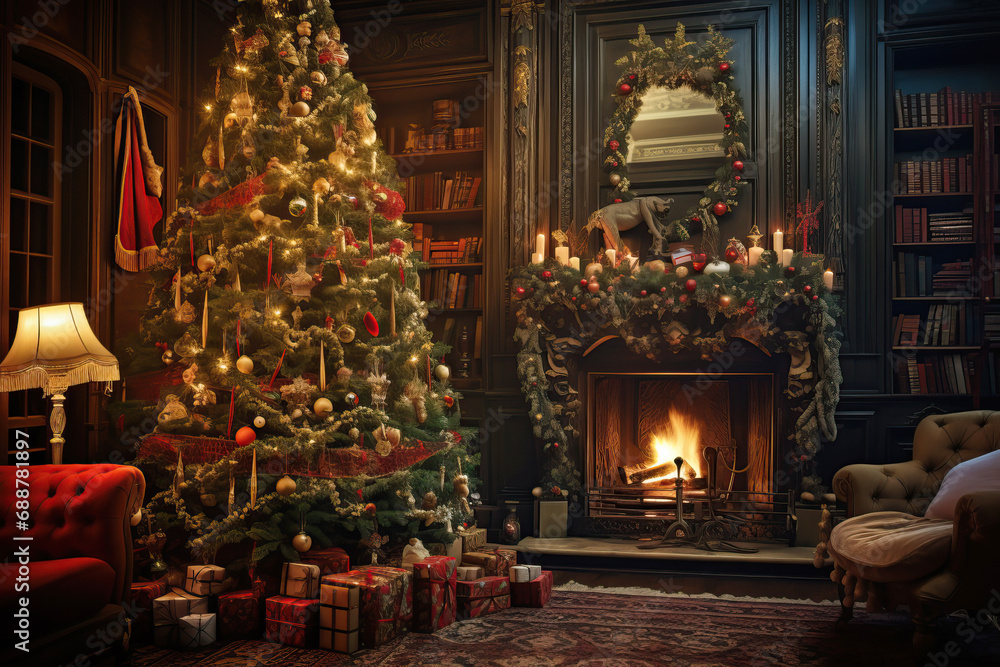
xmin=0 ymin=302 xmax=119 ymax=395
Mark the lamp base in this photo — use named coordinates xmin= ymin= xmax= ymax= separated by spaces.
xmin=49 ymin=392 xmax=67 ymax=465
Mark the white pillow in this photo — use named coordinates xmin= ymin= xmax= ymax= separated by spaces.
xmin=924 ymin=448 xmax=1000 ymax=521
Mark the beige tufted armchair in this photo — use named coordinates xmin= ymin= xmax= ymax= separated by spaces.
xmin=831 ymin=410 xmax=1000 ymax=653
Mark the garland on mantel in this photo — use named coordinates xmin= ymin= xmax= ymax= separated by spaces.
xmin=512 ymin=252 xmax=842 ymax=494
xmin=603 ymin=24 xmax=750 ymax=230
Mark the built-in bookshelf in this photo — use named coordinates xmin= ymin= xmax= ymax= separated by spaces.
xmin=367 ymin=80 xmax=488 ymax=390
xmin=888 ymin=37 xmax=1000 ymax=396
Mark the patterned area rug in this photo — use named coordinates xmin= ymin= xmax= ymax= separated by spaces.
xmin=133 ymin=590 xmax=999 ymax=666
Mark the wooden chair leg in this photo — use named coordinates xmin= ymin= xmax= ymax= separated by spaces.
xmin=836 ymin=582 xmax=854 ymax=629
xmin=911 ymin=613 xmax=936 ymax=661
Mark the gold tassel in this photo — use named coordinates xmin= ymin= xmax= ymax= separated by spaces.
xmin=319 ymin=340 xmax=326 ymax=391
xmin=250 ymin=447 xmax=258 ymax=506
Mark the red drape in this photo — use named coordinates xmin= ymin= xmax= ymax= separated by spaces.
xmin=114 ymin=87 xmax=163 ymax=271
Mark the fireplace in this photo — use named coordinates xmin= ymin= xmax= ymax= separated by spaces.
xmin=586 ymin=372 xmax=777 ymax=520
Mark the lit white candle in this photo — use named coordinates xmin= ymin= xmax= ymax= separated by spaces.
xmin=569 ymin=257 xmax=580 ymax=271
xmin=605 ymin=248 xmax=617 ymax=266
xmin=782 ymin=249 xmax=794 ymax=267
xmin=824 ymin=269 xmax=835 ymax=291
xmin=554 ymin=246 xmax=570 ymax=266
xmin=748 ymin=246 xmax=763 ymax=267
xmin=773 ymin=230 xmax=783 ymax=255
xmin=535 ymin=233 xmax=546 ymax=257
xmin=531 ymin=252 xmax=543 ymax=264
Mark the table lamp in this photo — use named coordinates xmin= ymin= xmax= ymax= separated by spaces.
xmin=0 ymin=303 xmax=119 ymax=464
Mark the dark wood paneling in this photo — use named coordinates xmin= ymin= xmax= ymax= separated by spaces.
xmin=9 ymin=0 xmax=92 ymax=57
xmin=114 ymin=0 xmax=170 ymax=89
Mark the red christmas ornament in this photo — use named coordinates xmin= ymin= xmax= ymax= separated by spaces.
xmin=733 ymin=160 xmax=744 ymax=171
xmin=660 ymin=287 xmax=667 ymax=292
xmin=609 ymin=140 xmax=620 ymax=151
xmin=735 ymin=175 xmax=741 ymax=181
xmin=685 ymin=279 xmax=697 ymax=292
xmin=804 ymin=285 xmax=812 ymax=292
xmin=580 ymin=279 xmax=588 ymax=287
xmin=812 ymin=295 xmax=819 ymax=301
xmin=713 ymin=201 xmax=728 ymax=216
xmin=619 ymin=83 xmax=632 ymax=95
xmin=692 ymin=254 xmax=707 ymax=272
xmin=679 ymin=295 xmax=688 ymax=303
xmin=365 ymin=503 xmax=377 ymax=515
xmin=388 ymin=238 xmax=406 ymax=255
xmin=640 ymin=290 xmax=647 ymax=297
xmin=443 ymin=395 xmax=455 ymax=407
xmin=364 ymin=311 xmax=379 ymax=336
xmin=235 ymin=426 xmax=257 ymax=447
xmin=720 ymin=62 xmax=731 ymax=72
xmin=367 ymin=181 xmax=406 ymax=220
xmin=724 ymin=246 xmax=739 ymax=263
xmin=612 ymin=161 xmax=619 ymax=167
xmin=541 ymin=270 xmax=552 ymax=279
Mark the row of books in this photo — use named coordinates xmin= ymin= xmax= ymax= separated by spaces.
xmin=894 ymin=253 xmax=973 ymax=297
xmin=377 ymin=126 xmax=484 ymax=154
xmin=896 ymin=353 xmax=976 ymax=395
xmin=985 ymin=305 xmax=1000 ymax=343
xmin=893 ymin=88 xmax=1000 ymax=128
xmin=402 ymin=172 xmax=482 ymax=212
xmin=417 ymin=237 xmax=483 ymax=265
xmin=894 ymin=206 xmax=974 ymax=243
xmin=893 ymin=155 xmax=973 ymax=195
xmin=422 ymin=270 xmax=482 ymax=310
xmin=892 ymin=304 xmax=978 ymax=347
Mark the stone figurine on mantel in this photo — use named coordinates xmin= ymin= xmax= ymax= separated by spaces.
xmin=583 ymin=196 xmax=677 ymax=260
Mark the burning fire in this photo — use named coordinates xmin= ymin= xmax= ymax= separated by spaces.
xmin=643 ymin=409 xmax=703 ymax=484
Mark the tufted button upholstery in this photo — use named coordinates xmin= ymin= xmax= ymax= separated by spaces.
xmin=835 ymin=410 xmax=1000 ymax=518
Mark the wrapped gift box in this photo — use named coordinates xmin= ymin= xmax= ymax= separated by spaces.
xmin=301 ymin=547 xmax=351 ymax=575
xmin=218 ymin=590 xmax=260 ymax=639
xmin=509 ymin=564 xmax=542 ymax=583
xmin=461 ymin=548 xmax=517 ymax=577
xmin=281 ymin=562 xmax=321 ymax=599
xmin=456 ymin=576 xmax=510 ymax=619
xmin=265 ymin=595 xmax=319 ymax=648
xmin=457 ymin=527 xmax=487 ymax=552
xmin=179 ymin=613 xmax=217 ymax=648
xmin=456 ymin=566 xmax=483 ymax=581
xmin=412 ymin=556 xmax=457 ymax=633
xmin=322 ymin=566 xmax=412 ymax=648
xmin=510 ymin=570 xmax=553 ymax=608
xmin=184 ymin=564 xmax=226 ymax=596
xmin=130 ymin=580 xmax=167 ymax=643
xmin=320 ymin=627 xmax=359 ymax=653
xmin=153 ymin=587 xmax=210 ymax=647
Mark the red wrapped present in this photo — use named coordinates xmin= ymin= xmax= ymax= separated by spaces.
xmin=301 ymin=547 xmax=350 ymax=575
xmin=218 ymin=590 xmax=260 ymax=639
xmin=412 ymin=556 xmax=457 ymax=633
xmin=456 ymin=576 xmax=511 ymax=619
xmin=265 ymin=595 xmax=319 ymax=648
xmin=461 ymin=548 xmax=517 ymax=577
xmin=510 ymin=570 xmax=553 ymax=608
xmin=130 ymin=580 xmax=168 ymax=642
xmin=322 ymin=566 xmax=412 ymax=648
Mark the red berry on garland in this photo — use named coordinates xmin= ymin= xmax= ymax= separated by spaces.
xmin=785 ymin=266 xmax=796 ymax=276
xmin=724 ymin=124 xmax=731 ymax=129
xmin=609 ymin=140 xmax=620 ymax=151
xmin=804 ymin=285 xmax=812 ymax=292
xmin=735 ymin=175 xmax=741 ymax=181
xmin=720 ymin=62 xmax=731 ymax=72
xmin=619 ymin=83 xmax=632 ymax=95
xmin=607 ymin=286 xmax=614 ymax=293
xmin=685 ymin=279 xmax=697 ymax=292
xmin=640 ymin=290 xmax=647 ymax=297
xmin=713 ymin=201 xmax=728 ymax=216
xmin=612 ymin=161 xmax=619 ymax=167
xmin=541 ymin=270 xmax=552 ymax=279
xmin=812 ymin=295 xmax=819 ymax=301
xmin=614 ymin=198 xmax=622 ymax=203
xmin=660 ymin=287 xmax=667 ymax=292
xmin=580 ymin=279 xmax=588 ymax=287
xmin=571 ymin=296 xmax=577 ymax=301
xmin=691 ymin=215 xmax=701 ymax=223
xmin=679 ymin=295 xmax=688 ymax=303
xmin=733 ymin=160 xmax=744 ymax=171
xmin=515 ymin=286 xmax=526 ymax=296
xmin=629 ymin=74 xmax=636 ymax=80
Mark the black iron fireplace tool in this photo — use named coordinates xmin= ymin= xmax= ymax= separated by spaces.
xmin=636 ymin=456 xmax=758 ymax=554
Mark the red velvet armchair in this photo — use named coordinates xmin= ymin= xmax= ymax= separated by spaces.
xmin=0 ymin=464 xmax=145 ymax=665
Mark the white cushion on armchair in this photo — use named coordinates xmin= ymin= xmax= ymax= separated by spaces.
xmin=924 ymin=448 xmax=1000 ymax=521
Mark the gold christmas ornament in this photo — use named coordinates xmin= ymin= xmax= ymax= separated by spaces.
xmin=249 ymin=208 xmax=265 ymax=224
xmin=337 ymin=324 xmax=356 ymax=343
xmin=313 ymin=397 xmax=333 ymax=418
xmin=645 ymin=259 xmax=666 ymax=273
xmin=196 ymin=254 xmax=217 ymax=272
xmin=675 ymin=265 xmax=690 ymax=278
xmin=312 ymin=177 xmax=331 ymax=195
xmin=296 ymin=21 xmax=312 ymax=36
xmin=289 ymin=101 xmax=310 ymax=117
xmin=230 ymin=91 xmax=253 ymax=124
xmin=200 ymin=493 xmax=217 ymax=507
xmin=584 ymin=262 xmax=603 ymax=278
xmin=253 ymin=416 xmax=266 ymax=428
xmin=236 ymin=355 xmax=254 ymax=374
xmin=422 ymin=491 xmax=438 ymax=510
xmin=434 ymin=364 xmax=451 ymax=381
xmin=276 ymin=475 xmax=297 ymax=496
xmin=292 ymin=531 xmax=312 ymax=553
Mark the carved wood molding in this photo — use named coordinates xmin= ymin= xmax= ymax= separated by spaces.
xmin=782 ymin=0 xmax=798 ymax=232
xmin=822 ymin=3 xmax=845 ymax=272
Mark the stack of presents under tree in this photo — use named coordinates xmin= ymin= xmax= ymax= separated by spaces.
xmin=131 ymin=528 xmax=551 ymax=653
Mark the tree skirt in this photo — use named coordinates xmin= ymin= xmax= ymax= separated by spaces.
xmin=131 ymin=590 xmax=998 ymax=666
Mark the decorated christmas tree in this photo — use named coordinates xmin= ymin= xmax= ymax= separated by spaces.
xmin=118 ymin=0 xmax=478 ymax=570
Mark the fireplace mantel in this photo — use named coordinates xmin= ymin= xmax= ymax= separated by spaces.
xmin=511 ymin=252 xmax=842 ymax=497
